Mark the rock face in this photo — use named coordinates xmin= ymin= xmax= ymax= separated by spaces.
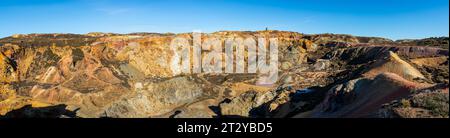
xmin=104 ymin=77 xmax=203 ymax=118
xmin=305 ymin=34 xmax=395 ymax=46
xmin=300 ymin=51 xmax=445 ymax=118
xmin=0 ymin=31 xmax=448 ymax=118
xmin=362 ymin=51 xmax=425 ymax=81
xmin=307 ymin=73 xmax=429 ymax=118
xmin=219 ymin=90 xmax=277 ymax=117
xmin=396 ymin=37 xmax=449 ymax=49
xmin=324 ymin=46 xmax=448 ymax=65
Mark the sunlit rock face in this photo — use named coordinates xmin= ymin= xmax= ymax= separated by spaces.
xmin=0 ymin=31 xmax=448 ymax=118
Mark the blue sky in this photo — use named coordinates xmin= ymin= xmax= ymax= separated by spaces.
xmin=0 ymin=0 xmax=448 ymax=40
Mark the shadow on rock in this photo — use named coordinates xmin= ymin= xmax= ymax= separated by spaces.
xmin=0 ymin=104 xmax=79 ymax=118
xmin=249 ymin=86 xmax=329 ymax=118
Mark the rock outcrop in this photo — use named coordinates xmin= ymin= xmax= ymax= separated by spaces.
xmin=362 ymin=51 xmax=425 ymax=81
xmin=304 ymin=72 xmax=432 ymax=118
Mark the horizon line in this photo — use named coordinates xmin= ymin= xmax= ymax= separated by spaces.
xmin=2 ymin=30 xmax=449 ymax=41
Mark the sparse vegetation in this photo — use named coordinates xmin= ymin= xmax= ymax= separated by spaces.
xmin=72 ymin=48 xmax=84 ymax=65
xmin=411 ymin=91 xmax=449 ymax=117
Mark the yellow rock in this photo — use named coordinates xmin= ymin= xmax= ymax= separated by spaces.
xmin=363 ymin=51 xmax=426 ymax=81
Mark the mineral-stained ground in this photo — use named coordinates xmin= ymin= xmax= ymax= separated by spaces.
xmin=0 ymin=31 xmax=448 ymax=118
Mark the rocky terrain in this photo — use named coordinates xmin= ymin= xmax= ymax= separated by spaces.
xmin=0 ymin=31 xmax=448 ymax=118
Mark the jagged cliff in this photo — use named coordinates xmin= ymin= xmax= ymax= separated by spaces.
xmin=0 ymin=31 xmax=448 ymax=118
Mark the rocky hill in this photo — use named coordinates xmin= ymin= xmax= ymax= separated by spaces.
xmin=396 ymin=37 xmax=449 ymax=49
xmin=304 ymin=33 xmax=396 ymax=47
xmin=0 ymin=31 xmax=448 ymax=118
